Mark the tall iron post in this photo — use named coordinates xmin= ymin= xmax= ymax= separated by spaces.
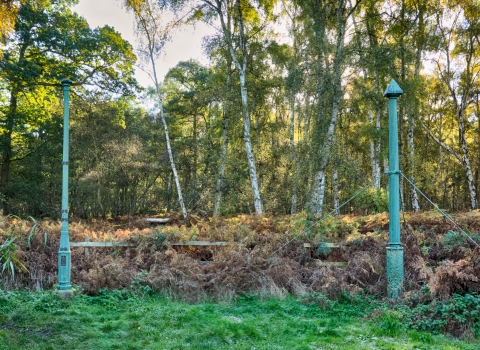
xmin=57 ymin=78 xmax=73 ymax=297
xmin=384 ymin=79 xmax=404 ymax=299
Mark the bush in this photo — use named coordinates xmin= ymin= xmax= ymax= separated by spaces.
xmin=402 ymin=293 xmax=480 ymax=339
xmin=354 ymin=188 xmax=389 ymax=214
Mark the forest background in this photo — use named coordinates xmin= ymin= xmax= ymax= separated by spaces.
xmin=1 ymin=0 xmax=480 ymax=221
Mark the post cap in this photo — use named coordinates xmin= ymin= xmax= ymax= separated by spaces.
xmin=383 ymin=79 xmax=403 ymax=98
xmin=61 ymin=78 xmax=72 ymax=86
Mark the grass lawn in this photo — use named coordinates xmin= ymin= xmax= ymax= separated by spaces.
xmin=0 ymin=289 xmax=478 ymax=350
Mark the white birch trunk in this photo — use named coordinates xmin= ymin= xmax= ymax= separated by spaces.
xmin=310 ymin=1 xmax=347 ymax=216
xmin=290 ymin=93 xmax=299 ymax=214
xmin=213 ymin=63 xmax=232 ymax=216
xmin=311 ymin=170 xmax=326 ymax=216
xmin=407 ymin=12 xmax=425 ymax=213
xmin=407 ymin=114 xmax=420 ymax=211
xmin=150 ymin=50 xmax=188 ymax=222
xmin=442 ymin=20 xmax=476 ymax=209
xmin=422 ymin=119 xmax=476 ymax=209
xmin=368 ymin=109 xmax=381 ymax=189
xmin=351 ymin=9 xmax=382 ymax=190
xmin=154 ymin=79 xmax=188 ymax=221
xmin=213 ymin=113 xmax=229 ymax=216
xmin=458 ymin=113 xmax=477 ymax=209
xmin=333 ymin=168 xmax=339 ymax=216
xmin=384 ymin=159 xmax=389 ymax=192
xmin=128 ymin=0 xmax=188 ymax=222
xmin=235 ymin=1 xmax=262 ymax=215
xmin=212 ymin=0 xmax=263 ymax=215
xmin=239 ymin=69 xmax=263 ymax=215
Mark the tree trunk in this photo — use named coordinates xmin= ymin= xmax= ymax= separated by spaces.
xmin=311 ymin=170 xmax=326 ymax=215
xmin=1 ymin=40 xmax=28 ymax=215
xmin=192 ymin=113 xmax=197 ymax=193
xmin=234 ymin=0 xmax=262 ymax=215
xmin=213 ymin=61 xmax=232 ymax=217
xmin=239 ymin=69 xmax=263 ymax=215
xmin=151 ymin=55 xmax=188 ymax=222
xmin=351 ymin=8 xmax=382 ymax=190
xmin=406 ymin=1 xmax=427 ymax=213
xmin=368 ymin=108 xmax=381 ymax=190
xmin=290 ymin=91 xmax=299 ymax=215
xmin=0 ymin=86 xmax=19 ymax=215
xmin=333 ymin=168 xmax=339 ymax=216
xmin=289 ymin=14 xmax=300 ymax=215
xmin=407 ymin=114 xmax=420 ymax=211
xmin=211 ymin=0 xmax=263 ymax=215
xmin=458 ymin=112 xmax=477 ymax=209
xmin=166 ymin=171 xmax=173 ymax=212
xmin=129 ymin=0 xmax=188 ymax=222
xmin=213 ymin=112 xmax=229 ymax=216
xmin=310 ymin=0 xmax=347 ymax=216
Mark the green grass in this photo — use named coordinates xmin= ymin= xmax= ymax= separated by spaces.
xmin=0 ymin=289 xmax=478 ymax=350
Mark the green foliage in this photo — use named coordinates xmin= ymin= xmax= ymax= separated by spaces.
xmin=26 ymin=216 xmax=47 ymax=248
xmin=0 ymin=0 xmax=138 ymax=217
xmin=407 ymin=329 xmax=434 ymax=344
xmin=399 ymin=293 xmax=480 ymax=338
xmin=372 ymin=310 xmax=404 ymax=337
xmin=0 ymin=237 xmax=28 ymax=280
xmin=290 ymin=211 xmax=337 ymax=248
xmin=2 ymin=0 xmax=480 ymax=219
xmin=316 ymin=241 xmax=331 ymax=256
xmin=1 ymin=290 xmax=475 ymax=349
xmin=354 ymin=188 xmax=389 ymax=214
xmin=442 ymin=230 xmax=467 ymax=250
xmin=150 ymin=231 xmax=168 ymax=250
xmin=82 ymin=288 xmax=143 ymax=308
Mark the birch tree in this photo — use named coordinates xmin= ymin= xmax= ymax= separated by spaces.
xmin=125 ymin=0 xmax=188 ymax=221
xmin=422 ymin=2 xmax=479 ymax=210
xmin=394 ymin=0 xmax=434 ymax=212
xmin=190 ymin=0 xmax=268 ymax=215
xmin=213 ymin=56 xmax=232 ymax=216
xmin=282 ymin=0 xmax=303 ymax=214
xmin=305 ymin=0 xmax=360 ymax=216
xmin=351 ymin=0 xmax=386 ymax=191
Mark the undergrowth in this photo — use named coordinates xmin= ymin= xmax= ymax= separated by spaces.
xmin=1 ymin=211 xmax=480 ymax=341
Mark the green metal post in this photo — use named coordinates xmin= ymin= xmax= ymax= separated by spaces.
xmin=57 ymin=78 xmax=73 ymax=296
xmin=383 ymin=79 xmax=404 ymax=299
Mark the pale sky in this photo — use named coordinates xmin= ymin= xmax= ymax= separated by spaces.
xmin=72 ymin=0 xmax=216 ymax=88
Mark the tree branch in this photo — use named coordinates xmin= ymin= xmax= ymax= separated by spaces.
xmin=420 ymin=120 xmax=464 ymax=165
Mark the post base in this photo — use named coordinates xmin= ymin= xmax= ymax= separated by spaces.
xmin=386 ymin=246 xmax=404 ymax=299
xmin=56 ymin=289 xmax=74 ymax=300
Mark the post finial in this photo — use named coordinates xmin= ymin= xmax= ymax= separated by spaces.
xmin=383 ymin=79 xmax=403 ymax=98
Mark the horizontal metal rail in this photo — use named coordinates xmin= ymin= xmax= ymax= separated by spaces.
xmin=144 ymin=218 xmax=170 ymax=224
xmin=303 ymin=243 xmax=340 ymax=248
xmin=70 ymin=242 xmax=134 ymax=247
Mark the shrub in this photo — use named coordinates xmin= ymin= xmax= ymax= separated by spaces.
xmin=354 ymin=188 xmax=389 ymax=214
xmin=403 ymin=293 xmax=480 ymax=339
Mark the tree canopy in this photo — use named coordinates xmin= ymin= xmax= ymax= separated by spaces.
xmin=1 ymin=0 xmax=480 ymax=218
